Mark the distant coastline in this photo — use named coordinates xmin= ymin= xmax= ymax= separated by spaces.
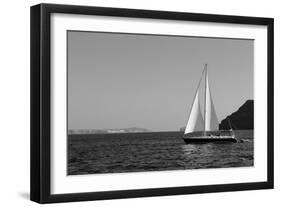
xmin=68 ymin=127 xmax=149 ymax=135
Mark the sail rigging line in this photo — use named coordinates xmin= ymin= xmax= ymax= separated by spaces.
xmin=227 ymin=117 xmax=233 ymax=129
xmin=227 ymin=117 xmax=235 ymax=137
xmin=184 ymin=66 xmax=206 ymax=135
xmin=227 ymin=117 xmax=238 ymax=130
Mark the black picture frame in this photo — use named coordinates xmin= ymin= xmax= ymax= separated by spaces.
xmin=30 ymin=3 xmax=274 ymax=204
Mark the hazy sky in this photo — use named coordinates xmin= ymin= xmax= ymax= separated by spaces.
xmin=68 ymin=31 xmax=253 ymax=131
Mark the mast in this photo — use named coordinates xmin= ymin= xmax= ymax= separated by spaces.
xmin=203 ymin=64 xmax=207 ymax=136
xmin=204 ymin=64 xmax=219 ymax=132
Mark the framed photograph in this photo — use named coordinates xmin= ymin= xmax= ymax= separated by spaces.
xmin=30 ymin=3 xmax=274 ymax=203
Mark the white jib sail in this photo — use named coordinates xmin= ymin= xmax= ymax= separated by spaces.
xmin=184 ymin=90 xmax=204 ymax=134
xmin=204 ymin=70 xmax=219 ymax=131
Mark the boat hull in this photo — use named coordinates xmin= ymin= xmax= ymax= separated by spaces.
xmin=183 ymin=130 xmax=237 ymax=144
xmin=183 ymin=137 xmax=237 ymax=144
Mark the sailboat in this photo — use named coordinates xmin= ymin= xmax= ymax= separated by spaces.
xmin=183 ymin=64 xmax=237 ymax=144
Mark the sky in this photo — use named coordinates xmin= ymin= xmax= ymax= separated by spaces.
xmin=67 ymin=31 xmax=253 ymax=131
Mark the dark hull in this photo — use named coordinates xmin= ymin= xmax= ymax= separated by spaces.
xmin=183 ymin=137 xmax=237 ymax=144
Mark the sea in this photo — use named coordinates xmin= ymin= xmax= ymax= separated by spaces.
xmin=68 ymin=130 xmax=253 ymax=175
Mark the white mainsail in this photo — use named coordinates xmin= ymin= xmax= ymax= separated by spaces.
xmin=204 ymin=70 xmax=219 ymax=131
xmin=184 ymin=64 xmax=219 ymax=135
xmin=184 ymin=89 xmax=204 ymax=134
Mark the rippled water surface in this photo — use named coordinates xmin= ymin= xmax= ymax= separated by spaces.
xmin=68 ymin=130 xmax=253 ymax=175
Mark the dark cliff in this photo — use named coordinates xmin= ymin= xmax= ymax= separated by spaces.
xmin=219 ymin=100 xmax=254 ymax=130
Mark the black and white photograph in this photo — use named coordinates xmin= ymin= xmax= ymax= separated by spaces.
xmin=67 ymin=31 xmax=254 ymax=175
xmin=29 ymin=3 xmax=274 ymax=204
